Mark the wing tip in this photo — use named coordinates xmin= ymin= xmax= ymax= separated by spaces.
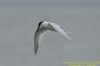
xmin=69 ymin=38 xmax=72 ymax=40
xmin=34 ymin=50 xmax=37 ymax=55
xmin=65 ymin=36 xmax=72 ymax=40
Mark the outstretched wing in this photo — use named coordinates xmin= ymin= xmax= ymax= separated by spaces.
xmin=34 ymin=28 xmax=48 ymax=55
xmin=49 ymin=23 xmax=72 ymax=40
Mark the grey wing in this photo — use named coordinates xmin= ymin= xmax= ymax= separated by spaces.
xmin=49 ymin=23 xmax=72 ymax=40
xmin=34 ymin=29 xmax=48 ymax=55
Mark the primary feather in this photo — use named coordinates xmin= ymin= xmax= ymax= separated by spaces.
xmin=49 ymin=23 xmax=72 ymax=40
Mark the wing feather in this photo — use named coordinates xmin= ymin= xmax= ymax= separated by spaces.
xmin=34 ymin=28 xmax=48 ymax=55
xmin=49 ymin=23 xmax=72 ymax=40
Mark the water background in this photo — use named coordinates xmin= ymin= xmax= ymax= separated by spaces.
xmin=0 ymin=0 xmax=100 ymax=66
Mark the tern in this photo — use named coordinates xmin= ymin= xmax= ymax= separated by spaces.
xmin=34 ymin=21 xmax=72 ymax=55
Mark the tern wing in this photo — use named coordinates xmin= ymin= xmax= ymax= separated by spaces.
xmin=49 ymin=23 xmax=72 ymax=40
xmin=34 ymin=28 xmax=48 ymax=55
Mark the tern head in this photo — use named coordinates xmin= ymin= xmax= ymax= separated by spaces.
xmin=37 ymin=21 xmax=44 ymax=30
xmin=37 ymin=21 xmax=49 ymax=30
xmin=38 ymin=21 xmax=44 ymax=26
xmin=38 ymin=21 xmax=44 ymax=27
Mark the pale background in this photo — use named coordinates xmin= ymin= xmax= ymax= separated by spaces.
xmin=0 ymin=0 xmax=100 ymax=66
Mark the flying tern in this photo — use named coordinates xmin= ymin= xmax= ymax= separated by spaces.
xmin=34 ymin=21 xmax=72 ymax=55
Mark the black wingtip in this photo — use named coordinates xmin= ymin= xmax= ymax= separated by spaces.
xmin=34 ymin=49 xmax=38 ymax=55
xmin=35 ymin=52 xmax=37 ymax=55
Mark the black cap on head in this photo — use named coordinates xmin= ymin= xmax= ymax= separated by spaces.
xmin=37 ymin=21 xmax=44 ymax=31
xmin=38 ymin=21 xmax=44 ymax=26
